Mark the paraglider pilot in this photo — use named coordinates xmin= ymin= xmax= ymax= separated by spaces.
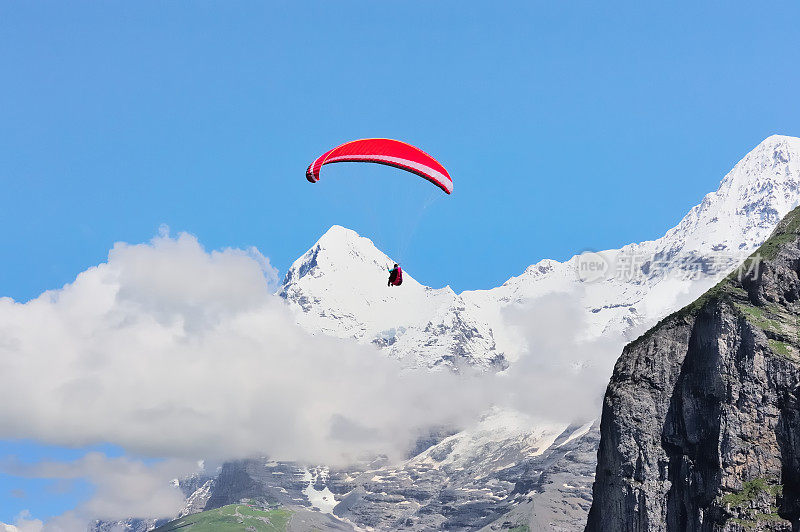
xmin=388 ymin=264 xmax=403 ymax=287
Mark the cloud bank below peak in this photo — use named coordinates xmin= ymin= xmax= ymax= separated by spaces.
xmin=0 ymin=231 xmax=497 ymax=467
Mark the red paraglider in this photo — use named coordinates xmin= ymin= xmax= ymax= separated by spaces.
xmin=306 ymin=138 xmax=452 ymax=194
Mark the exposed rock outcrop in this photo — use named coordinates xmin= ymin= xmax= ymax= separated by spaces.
xmin=586 ymin=207 xmax=800 ymax=531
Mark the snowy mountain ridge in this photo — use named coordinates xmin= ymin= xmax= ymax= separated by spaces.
xmin=281 ymin=135 xmax=800 ymax=368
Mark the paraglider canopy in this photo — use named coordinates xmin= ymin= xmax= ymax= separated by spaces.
xmin=306 ymin=138 xmax=452 ymax=194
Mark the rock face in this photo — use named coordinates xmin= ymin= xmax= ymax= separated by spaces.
xmin=586 ymin=207 xmax=800 ymax=531
xmin=331 ymin=411 xmax=598 ymax=531
xmin=173 ymin=411 xmax=599 ymax=531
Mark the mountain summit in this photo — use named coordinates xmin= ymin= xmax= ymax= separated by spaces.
xmin=281 ymin=135 xmax=800 ymax=369
xmin=662 ymin=134 xmax=800 ymax=255
xmin=279 ymin=225 xmax=506 ymax=370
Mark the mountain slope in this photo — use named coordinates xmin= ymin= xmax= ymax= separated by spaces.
xmin=168 ymin=414 xmax=599 ymax=532
xmin=585 ymin=206 xmax=800 ymax=531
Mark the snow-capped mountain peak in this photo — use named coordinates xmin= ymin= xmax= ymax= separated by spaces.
xmin=659 ymin=134 xmax=800 ymax=256
xmin=279 ymin=227 xmax=505 ymax=371
xmin=281 ymin=135 xmax=800 ymax=368
xmin=462 ymin=135 xmax=800 ymax=337
xmin=283 ymin=224 xmax=418 ymax=287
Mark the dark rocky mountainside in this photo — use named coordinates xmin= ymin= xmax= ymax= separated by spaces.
xmin=586 ymin=207 xmax=800 ymax=531
xmin=159 ymin=418 xmax=599 ymax=531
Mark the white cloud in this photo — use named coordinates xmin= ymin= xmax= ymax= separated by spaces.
xmin=498 ymin=291 xmax=629 ymax=422
xmin=4 ymin=510 xmax=83 ymax=532
xmin=0 ymin=231 xmax=638 ymax=527
xmin=1 ymin=454 xmax=195 ymax=530
xmin=2 ymin=511 xmax=42 ymax=532
xmin=0 ymin=232 xmax=488 ymax=467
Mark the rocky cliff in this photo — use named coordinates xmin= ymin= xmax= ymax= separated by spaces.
xmin=586 ymin=207 xmax=800 ymax=531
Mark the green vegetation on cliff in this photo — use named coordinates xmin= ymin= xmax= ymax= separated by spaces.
xmin=719 ymin=477 xmax=789 ymax=529
xmin=755 ymin=205 xmax=800 ymax=260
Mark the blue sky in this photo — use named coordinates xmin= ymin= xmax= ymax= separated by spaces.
xmin=1 ymin=0 xmax=800 ymax=524
xmin=0 ymin=441 xmax=117 ymax=522
xmin=3 ymin=2 xmax=800 ymax=301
